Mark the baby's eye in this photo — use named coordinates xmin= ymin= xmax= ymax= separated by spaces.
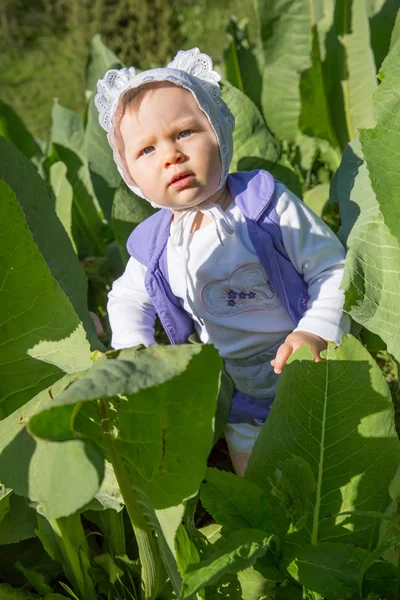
xmin=178 ymin=130 xmax=192 ymax=139
xmin=142 ymin=146 xmax=155 ymax=155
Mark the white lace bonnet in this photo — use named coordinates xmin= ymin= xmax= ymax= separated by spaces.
xmin=94 ymin=48 xmax=235 ymax=204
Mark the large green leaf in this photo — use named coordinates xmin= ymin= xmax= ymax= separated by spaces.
xmin=85 ymin=34 xmax=122 ymax=94
xmin=84 ymin=36 xmax=123 ymax=225
xmin=180 ymin=530 xmax=274 ymax=599
xmin=323 ymin=0 xmax=377 ymax=147
xmin=29 ymin=345 xmax=221 ymax=509
xmin=51 ymin=102 xmax=85 ymax=160
xmin=50 ymin=104 xmax=106 ymax=256
xmin=299 ymin=26 xmax=340 ymax=150
xmin=0 ymin=181 xmax=93 ymax=416
xmin=0 ymin=137 xmax=100 ymax=354
xmin=48 ymin=143 xmax=106 ymax=258
xmin=0 ymin=102 xmax=41 ymax=160
xmin=369 ymin=0 xmax=400 ymax=69
xmin=29 ymin=345 xmax=221 ymax=595
xmin=284 ymin=542 xmax=396 ymax=599
xmin=223 ymin=17 xmax=263 ymax=112
xmin=112 ymin=182 xmax=156 ymax=265
xmin=49 ymin=162 xmax=76 ymax=253
xmin=344 ymin=0 xmax=378 ymax=137
xmin=221 ymin=80 xmax=280 ymax=169
xmin=0 ymin=372 xmax=104 ymax=519
xmin=0 ymin=584 xmax=40 ymax=600
xmin=0 ymin=494 xmax=36 ymax=545
xmin=334 ymin=140 xmax=400 ymax=360
xmin=200 ymin=468 xmax=272 ymax=537
xmin=360 ymin=39 xmax=400 ymax=244
xmin=256 ymin=0 xmax=312 ymax=141
xmin=245 ymin=335 xmax=400 ymax=547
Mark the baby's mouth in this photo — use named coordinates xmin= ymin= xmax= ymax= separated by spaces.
xmin=169 ymin=171 xmax=195 ymax=188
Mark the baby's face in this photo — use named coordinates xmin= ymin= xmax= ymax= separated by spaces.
xmin=119 ymin=84 xmax=222 ymax=210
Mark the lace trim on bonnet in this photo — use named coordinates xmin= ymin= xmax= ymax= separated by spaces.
xmin=94 ymin=48 xmax=235 ymax=205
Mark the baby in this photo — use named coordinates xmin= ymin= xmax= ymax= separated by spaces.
xmin=95 ymin=48 xmax=349 ymax=476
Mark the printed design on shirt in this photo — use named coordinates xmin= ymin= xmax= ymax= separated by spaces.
xmin=201 ymin=263 xmax=282 ymax=317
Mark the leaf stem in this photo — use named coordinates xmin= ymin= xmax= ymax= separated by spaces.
xmin=98 ymin=398 xmax=166 ymax=600
xmin=46 ymin=514 xmax=97 ymax=600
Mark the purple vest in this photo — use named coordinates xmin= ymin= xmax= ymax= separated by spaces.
xmin=127 ymin=169 xmax=308 ymax=345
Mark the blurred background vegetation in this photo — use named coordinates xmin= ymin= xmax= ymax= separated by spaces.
xmin=0 ymin=0 xmax=257 ymax=139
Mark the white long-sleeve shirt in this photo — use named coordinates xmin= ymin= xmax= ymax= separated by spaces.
xmin=108 ymin=183 xmax=349 ymax=356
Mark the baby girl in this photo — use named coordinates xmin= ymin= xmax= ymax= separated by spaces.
xmin=95 ymin=48 xmax=349 ymax=476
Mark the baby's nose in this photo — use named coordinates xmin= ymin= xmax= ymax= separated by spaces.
xmin=164 ymin=148 xmax=184 ymax=167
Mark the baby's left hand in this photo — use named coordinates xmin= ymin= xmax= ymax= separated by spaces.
xmin=270 ymin=331 xmax=327 ymax=374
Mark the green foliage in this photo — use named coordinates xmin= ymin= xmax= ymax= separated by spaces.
xmin=0 ymin=179 xmax=93 ymax=416
xmin=360 ymin=39 xmax=400 ymax=244
xmin=246 ymin=336 xmax=400 ymax=547
xmin=223 ymin=16 xmax=263 ymax=111
xmin=1 ymin=7 xmax=400 ymax=599
xmin=334 ymin=140 xmax=400 ymax=362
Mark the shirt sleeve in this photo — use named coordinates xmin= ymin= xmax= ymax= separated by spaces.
xmin=275 ymin=183 xmax=350 ymax=344
xmin=107 ymin=257 xmax=157 ymax=349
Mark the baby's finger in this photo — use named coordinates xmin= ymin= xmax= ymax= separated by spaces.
xmin=271 ymin=342 xmax=293 ymax=374
xmin=311 ymin=343 xmax=327 ymax=363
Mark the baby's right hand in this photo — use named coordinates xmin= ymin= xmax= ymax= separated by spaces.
xmin=270 ymin=331 xmax=327 ymax=374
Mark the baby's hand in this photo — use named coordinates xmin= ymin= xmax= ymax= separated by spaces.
xmin=270 ymin=331 xmax=327 ymax=374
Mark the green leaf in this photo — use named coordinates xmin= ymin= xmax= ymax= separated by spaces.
xmin=88 ymin=460 xmax=124 ymax=512
xmin=93 ymin=553 xmax=124 ymax=584
xmin=245 ymin=336 xmax=400 ymax=547
xmin=221 ymin=80 xmax=280 ymax=170
xmin=0 ymin=101 xmax=41 ymax=159
xmin=359 ymin=535 xmax=400 ymax=594
xmin=343 ymin=0 xmax=378 ymax=137
xmin=180 ymin=530 xmax=275 ymax=599
xmin=112 ymin=182 xmax=156 ymax=265
xmin=0 ymin=180 xmax=93 ymax=416
xmin=36 ymin=513 xmax=96 ymax=600
xmin=303 ymin=183 xmax=329 ymax=217
xmin=85 ymin=34 xmax=122 ymax=94
xmin=237 ymin=566 xmax=276 ymax=600
xmin=0 ymin=136 xmax=100 ymax=353
xmin=0 ymin=538 xmax=61 ymax=588
xmin=29 ymin=345 xmax=222 ymax=595
xmin=223 ymin=16 xmax=263 ymax=111
xmin=51 ymin=103 xmax=85 ymax=160
xmin=284 ymin=541 xmax=397 ymax=600
xmin=15 ymin=562 xmax=52 ymax=596
xmin=29 ymin=344 xmax=221 ymax=510
xmin=323 ymin=0 xmax=377 ymax=147
xmin=0 ymin=494 xmax=36 ymax=545
xmin=390 ymin=7 xmax=400 ymax=50
xmin=369 ymin=0 xmax=400 ymax=69
xmin=49 ymin=144 xmax=106 ymax=258
xmin=0 ymin=373 xmax=104 ymax=519
xmin=360 ymin=39 xmax=400 ymax=244
xmin=0 ymin=485 xmax=12 ymax=526
xmin=299 ymin=26 xmax=340 ymax=149
xmin=0 ymin=584 xmax=40 ymax=600
xmin=50 ymin=102 xmax=107 ymax=255
xmin=256 ymin=0 xmax=312 ymax=141
xmin=84 ymin=36 xmax=124 ymax=225
xmin=270 ymin=456 xmax=315 ymax=533
xmin=200 ymin=468 xmax=272 ymax=537
xmin=175 ymin=524 xmax=201 ymax=575
xmin=199 ymin=524 xmax=223 ymax=546
xmin=334 ymin=140 xmax=400 ymax=360
xmin=49 ymin=162 xmax=76 ymax=253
